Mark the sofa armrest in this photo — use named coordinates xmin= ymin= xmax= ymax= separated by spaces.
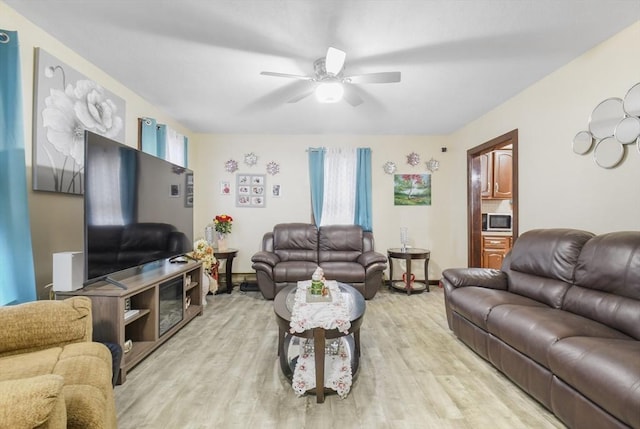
xmin=441 ymin=268 xmax=507 ymax=290
xmin=251 ymin=251 xmax=280 ymax=267
xmin=0 ymin=297 xmax=92 ymax=358
xmin=357 ymin=251 xmax=388 ymax=268
xmin=0 ymin=374 xmax=66 ymax=429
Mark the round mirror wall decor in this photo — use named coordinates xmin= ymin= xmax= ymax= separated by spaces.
xmin=573 ymin=130 xmax=593 ymax=155
xmin=589 ymin=98 xmax=625 ymax=140
xmin=574 ymin=82 xmax=640 ymax=169
xmin=623 ymin=82 xmax=640 ymax=117
xmin=593 ymin=136 xmax=624 ymax=169
xmin=614 ymin=116 xmax=640 ymax=145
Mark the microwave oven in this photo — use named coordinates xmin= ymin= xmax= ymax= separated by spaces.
xmin=482 ymin=213 xmax=512 ymax=232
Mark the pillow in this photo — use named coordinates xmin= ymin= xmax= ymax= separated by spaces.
xmin=0 ymin=374 xmax=66 ymax=429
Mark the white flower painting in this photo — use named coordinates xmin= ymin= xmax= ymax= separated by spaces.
xmin=33 ymin=48 xmax=125 ymax=194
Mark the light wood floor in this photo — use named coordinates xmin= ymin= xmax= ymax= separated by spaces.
xmin=114 ymin=285 xmax=565 ymax=429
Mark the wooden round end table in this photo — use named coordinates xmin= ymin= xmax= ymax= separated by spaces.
xmin=387 ymin=247 xmax=431 ymax=295
xmin=274 ymin=283 xmax=365 ymax=403
xmin=213 ymin=248 xmax=238 ymax=294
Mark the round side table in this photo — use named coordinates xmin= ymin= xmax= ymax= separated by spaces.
xmin=213 ymin=248 xmax=238 ymax=294
xmin=387 ymin=247 xmax=431 ymax=295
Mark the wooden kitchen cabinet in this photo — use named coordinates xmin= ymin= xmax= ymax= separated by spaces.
xmin=482 ymin=235 xmax=513 ymax=269
xmin=481 ymin=150 xmax=512 ymax=199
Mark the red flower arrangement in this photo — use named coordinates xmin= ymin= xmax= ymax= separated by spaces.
xmin=214 ymin=214 xmax=233 ymax=234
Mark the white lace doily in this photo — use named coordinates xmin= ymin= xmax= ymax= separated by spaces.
xmin=289 ymin=280 xmax=354 ymax=398
xmin=291 ymin=337 xmax=352 ymax=399
xmin=289 ymin=280 xmax=351 ymax=335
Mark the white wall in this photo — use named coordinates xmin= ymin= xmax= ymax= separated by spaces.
xmin=1 ymin=1 xmax=193 ymax=297
xmin=191 ymin=134 xmax=452 ymax=279
xmin=448 ymin=21 xmax=640 ymax=265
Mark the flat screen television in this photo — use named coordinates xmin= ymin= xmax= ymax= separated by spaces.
xmin=83 ymin=131 xmax=193 ymax=286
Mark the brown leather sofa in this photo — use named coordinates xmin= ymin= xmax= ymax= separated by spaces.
xmin=251 ymin=223 xmax=387 ymax=300
xmin=442 ymin=229 xmax=640 ymax=429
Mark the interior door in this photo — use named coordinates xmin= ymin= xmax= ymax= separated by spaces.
xmin=467 ymin=130 xmax=519 ymax=267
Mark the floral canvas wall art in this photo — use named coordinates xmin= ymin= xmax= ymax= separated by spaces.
xmin=394 ymin=174 xmax=432 ymax=206
xmin=32 ymin=48 xmax=126 ymax=194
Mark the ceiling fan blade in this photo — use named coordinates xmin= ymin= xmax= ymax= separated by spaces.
xmin=342 ymin=85 xmax=363 ymax=107
xmin=325 ymin=47 xmax=346 ymax=76
xmin=346 ymin=71 xmax=401 ymax=84
xmin=287 ymin=87 xmax=316 ymax=103
xmin=260 ymin=71 xmax=313 ymax=80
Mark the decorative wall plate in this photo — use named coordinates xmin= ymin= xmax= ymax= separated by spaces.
xmin=266 ymin=161 xmax=280 ymax=175
xmin=225 ymin=159 xmax=238 ymax=173
xmin=406 ymin=152 xmax=420 ymax=166
xmin=383 ymin=161 xmax=397 ymax=174
xmin=244 ymin=152 xmax=258 ymax=166
xmin=425 ymin=158 xmax=440 ymax=172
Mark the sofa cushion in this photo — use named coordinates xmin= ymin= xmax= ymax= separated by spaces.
xmin=503 ymin=229 xmax=593 ymax=308
xmin=319 ymin=261 xmax=365 ymax=283
xmin=486 ymin=305 xmax=631 ymax=368
xmin=0 ymin=298 xmax=92 ymax=358
xmin=273 ymin=261 xmax=319 ymax=282
xmin=505 ymin=228 xmax=594 ymax=308
xmin=318 ymin=225 xmax=363 ymax=263
xmin=447 ymin=287 xmax=546 ymax=329
xmin=0 ymin=348 xmax=61 ymax=380
xmin=548 ymin=337 xmax=640 ymax=429
xmin=0 ymin=343 xmax=115 ymax=429
xmin=568 ymin=231 xmax=640 ymax=339
xmin=273 ymin=223 xmax=318 ymax=263
xmin=0 ymin=374 xmax=66 ymax=429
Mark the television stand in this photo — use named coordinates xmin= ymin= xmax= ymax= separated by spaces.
xmin=56 ymin=259 xmax=203 ymax=384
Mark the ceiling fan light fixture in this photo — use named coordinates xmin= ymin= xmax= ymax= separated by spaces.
xmin=315 ymin=81 xmax=344 ymax=103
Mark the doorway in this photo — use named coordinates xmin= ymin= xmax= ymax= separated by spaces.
xmin=467 ymin=129 xmax=519 ymax=267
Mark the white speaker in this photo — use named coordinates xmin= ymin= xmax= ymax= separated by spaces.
xmin=53 ymin=251 xmax=84 ymax=291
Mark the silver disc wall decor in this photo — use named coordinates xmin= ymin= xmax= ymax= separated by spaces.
xmin=573 ymin=130 xmax=594 ymax=155
xmin=593 ymin=136 xmax=624 ymax=169
xmin=589 ymin=97 xmax=625 ymax=140
xmin=614 ymin=116 xmax=640 ymax=145
xmin=623 ymin=82 xmax=640 ymax=117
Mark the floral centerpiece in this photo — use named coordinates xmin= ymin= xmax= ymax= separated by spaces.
xmin=214 ymin=214 xmax=233 ymax=235
xmin=192 ymin=238 xmax=219 ymax=294
xmin=213 ymin=214 xmax=233 ymax=251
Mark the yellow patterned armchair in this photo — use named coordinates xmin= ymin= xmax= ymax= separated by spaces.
xmin=0 ymin=297 xmax=116 ymax=429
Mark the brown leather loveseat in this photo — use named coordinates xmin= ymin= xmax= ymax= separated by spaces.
xmin=442 ymin=229 xmax=640 ymax=429
xmin=251 ymin=223 xmax=387 ymax=300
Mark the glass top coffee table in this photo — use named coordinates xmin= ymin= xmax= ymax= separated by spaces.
xmin=273 ymin=283 xmax=365 ymax=403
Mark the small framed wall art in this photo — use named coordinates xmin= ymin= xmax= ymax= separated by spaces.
xmin=236 ymin=173 xmax=266 ymax=208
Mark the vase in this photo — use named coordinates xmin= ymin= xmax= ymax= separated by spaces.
xmin=205 ymin=224 xmax=215 ymax=246
xmin=216 ymin=232 xmax=228 ymax=251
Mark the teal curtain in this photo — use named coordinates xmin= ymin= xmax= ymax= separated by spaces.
xmin=140 ymin=118 xmax=188 ymax=167
xmin=0 ymin=30 xmax=37 ymax=304
xmin=355 ymin=148 xmax=372 ymax=231
xmin=140 ymin=117 xmax=159 ymax=156
xmin=308 ymin=148 xmax=325 ymax=226
xmin=156 ymin=124 xmax=168 ymax=160
xmin=308 ymin=147 xmax=372 ymax=231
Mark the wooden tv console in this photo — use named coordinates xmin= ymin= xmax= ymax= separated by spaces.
xmin=57 ymin=260 xmax=203 ymax=384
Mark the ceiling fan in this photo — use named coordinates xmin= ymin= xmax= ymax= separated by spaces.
xmin=260 ymin=47 xmax=401 ymax=107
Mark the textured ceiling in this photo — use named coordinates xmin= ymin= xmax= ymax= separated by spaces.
xmin=6 ymin=0 xmax=640 ymax=134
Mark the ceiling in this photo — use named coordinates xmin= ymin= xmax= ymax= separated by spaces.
xmin=6 ymin=0 xmax=640 ymax=135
